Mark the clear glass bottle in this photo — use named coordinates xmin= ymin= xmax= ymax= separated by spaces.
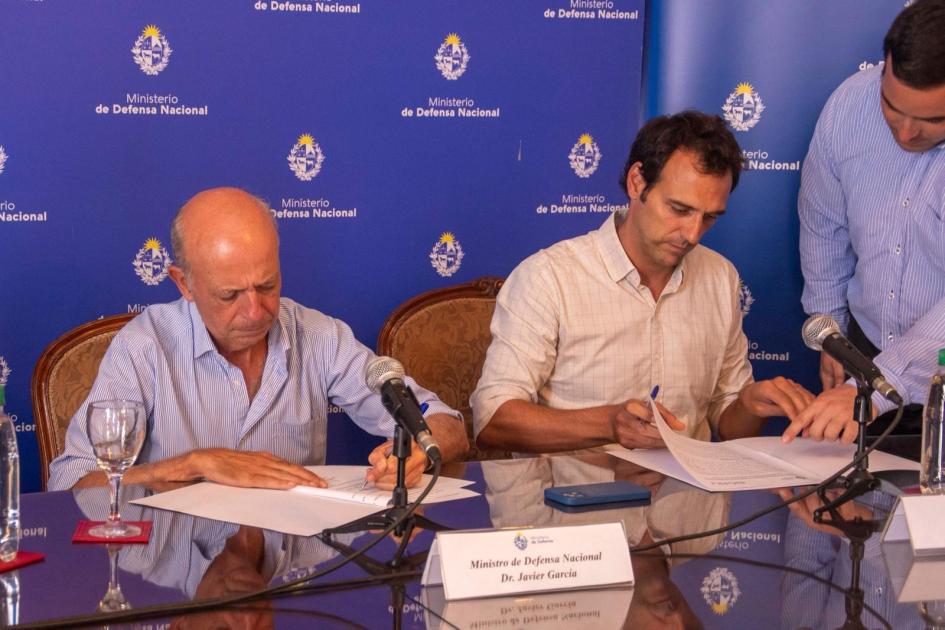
xmin=0 ymin=386 xmax=18 ymax=562
xmin=920 ymin=349 xmax=945 ymax=495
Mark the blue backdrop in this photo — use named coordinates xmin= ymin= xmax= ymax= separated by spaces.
xmin=644 ymin=1 xmax=905 ymax=625
xmin=0 ymin=0 xmax=645 ymax=492
xmin=645 ymin=0 xmax=903 ymax=416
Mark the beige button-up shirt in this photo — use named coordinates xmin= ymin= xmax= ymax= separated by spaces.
xmin=472 ymin=213 xmax=753 ymax=442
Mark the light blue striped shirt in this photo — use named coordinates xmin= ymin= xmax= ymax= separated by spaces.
xmin=799 ymin=65 xmax=945 ymax=413
xmin=48 ymin=297 xmax=459 ymax=491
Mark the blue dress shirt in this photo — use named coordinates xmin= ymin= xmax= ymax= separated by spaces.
xmin=799 ymin=65 xmax=945 ymax=413
xmin=48 ymin=297 xmax=459 ymax=490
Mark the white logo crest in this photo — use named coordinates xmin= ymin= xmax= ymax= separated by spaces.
xmin=133 ymin=238 xmax=172 ymax=286
xmin=738 ymin=280 xmax=755 ymax=316
xmin=287 ymin=134 xmax=325 ymax=182
xmin=0 ymin=356 xmax=10 ymax=387
xmin=722 ymin=83 xmax=765 ymax=132
xmin=429 ymin=232 xmax=464 ymax=278
xmin=435 ymin=33 xmax=470 ymax=80
xmin=132 ymin=25 xmax=172 ymax=76
xmin=700 ymin=567 xmax=741 ymax=615
xmin=569 ymin=133 xmax=601 ymax=178
xmin=0 ymin=146 xmax=7 ymax=176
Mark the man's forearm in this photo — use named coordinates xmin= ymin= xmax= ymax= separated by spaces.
xmin=70 ymin=452 xmax=203 ymax=489
xmin=426 ymin=413 xmax=471 ymax=462
xmin=476 ymin=399 xmax=619 ymax=453
xmin=718 ymin=398 xmax=765 ymax=441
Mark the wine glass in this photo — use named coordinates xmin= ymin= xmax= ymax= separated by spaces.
xmin=85 ymin=400 xmax=146 ymax=538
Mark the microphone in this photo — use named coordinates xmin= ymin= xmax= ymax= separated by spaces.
xmin=801 ymin=314 xmax=903 ymax=405
xmin=365 ymin=356 xmax=441 ymax=462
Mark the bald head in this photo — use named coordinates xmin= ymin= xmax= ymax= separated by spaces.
xmin=171 ymin=187 xmax=278 ymax=275
xmin=168 ymin=187 xmax=283 ymax=356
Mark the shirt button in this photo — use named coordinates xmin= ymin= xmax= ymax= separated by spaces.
xmin=888 ymin=333 xmax=894 ymax=341
xmin=876 ymin=587 xmax=883 ymax=595
xmin=888 ymin=291 xmax=895 ymax=300
xmin=894 ymin=244 xmax=902 ymax=255
xmin=902 ymin=198 xmax=910 ymax=207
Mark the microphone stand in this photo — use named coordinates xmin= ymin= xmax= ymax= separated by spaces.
xmin=814 ymin=382 xmax=881 ymax=522
xmin=811 ymin=382 xmax=883 ymax=630
xmin=322 ymin=425 xmax=449 ymax=567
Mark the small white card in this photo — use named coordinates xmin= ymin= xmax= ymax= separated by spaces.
xmin=882 ymin=494 xmax=945 ymax=555
xmin=421 ymin=522 xmax=633 ymax=600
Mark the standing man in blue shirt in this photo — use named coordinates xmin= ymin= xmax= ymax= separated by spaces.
xmin=49 ymin=187 xmax=468 ymax=491
xmin=786 ymin=0 xmax=945 ymax=446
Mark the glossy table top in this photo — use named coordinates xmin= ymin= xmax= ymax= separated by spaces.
xmin=2 ymin=451 xmax=936 ymax=629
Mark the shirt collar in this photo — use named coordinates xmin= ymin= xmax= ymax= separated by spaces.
xmin=187 ymin=299 xmax=290 ymax=363
xmin=596 ymin=212 xmax=636 ymax=283
xmin=595 ymin=211 xmax=687 ymax=293
xmin=189 ymin=301 xmax=217 ymax=359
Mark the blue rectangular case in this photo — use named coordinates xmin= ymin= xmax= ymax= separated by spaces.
xmin=543 ymin=480 xmax=651 ymax=507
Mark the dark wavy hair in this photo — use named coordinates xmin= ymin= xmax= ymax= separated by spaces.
xmin=883 ymin=0 xmax=945 ymax=89
xmin=619 ymin=110 xmax=743 ymax=200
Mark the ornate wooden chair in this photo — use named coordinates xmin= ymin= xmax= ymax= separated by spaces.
xmin=377 ymin=277 xmax=509 ymax=461
xmin=31 ymin=313 xmax=136 ymax=490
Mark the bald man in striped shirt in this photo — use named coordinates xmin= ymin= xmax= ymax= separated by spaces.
xmin=49 ymin=188 xmax=468 ymax=492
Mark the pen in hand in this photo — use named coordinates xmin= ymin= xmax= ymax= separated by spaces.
xmin=646 ymin=385 xmax=660 ymax=423
xmin=362 ymin=402 xmax=429 ymax=489
xmin=361 ymin=445 xmax=394 ymax=490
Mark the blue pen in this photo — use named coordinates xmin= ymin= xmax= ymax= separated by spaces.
xmin=646 ymin=385 xmax=660 ymax=424
xmin=420 ymin=402 xmax=429 ymax=414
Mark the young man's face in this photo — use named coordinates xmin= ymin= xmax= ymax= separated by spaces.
xmin=880 ymin=58 xmax=945 ymax=153
xmin=622 ymin=149 xmax=731 ymax=276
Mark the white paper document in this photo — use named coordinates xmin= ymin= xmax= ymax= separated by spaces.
xmin=605 ymin=401 xmax=919 ymax=492
xmin=290 ymin=465 xmax=478 ymax=507
xmin=131 ymin=465 xmax=479 ymax=536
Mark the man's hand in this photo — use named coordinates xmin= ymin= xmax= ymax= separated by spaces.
xmin=737 ymin=377 xmax=815 ymax=423
xmin=820 ymin=351 xmax=846 ymax=391
xmin=185 ymin=449 xmax=326 ymax=489
xmin=613 ymin=400 xmax=685 ymax=449
xmin=781 ymin=384 xmax=873 ymax=444
xmin=365 ymin=440 xmax=428 ymax=490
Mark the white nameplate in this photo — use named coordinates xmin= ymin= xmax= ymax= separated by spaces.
xmin=421 ymin=522 xmax=633 ymax=600
xmin=882 ymin=495 xmax=945 ymax=556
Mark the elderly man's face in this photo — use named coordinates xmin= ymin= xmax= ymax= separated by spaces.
xmin=185 ymin=242 xmax=282 ymax=356
xmin=169 ymin=190 xmax=282 ymax=357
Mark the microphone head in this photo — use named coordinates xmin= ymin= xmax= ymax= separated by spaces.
xmin=365 ymin=356 xmax=405 ymax=393
xmin=801 ymin=314 xmax=840 ymax=351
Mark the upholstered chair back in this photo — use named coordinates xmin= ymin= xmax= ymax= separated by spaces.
xmin=377 ymin=277 xmax=508 ymax=461
xmin=32 ymin=313 xmax=135 ymax=490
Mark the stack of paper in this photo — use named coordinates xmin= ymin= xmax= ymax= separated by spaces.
xmin=606 ymin=403 xmax=919 ymax=492
xmin=131 ymin=465 xmax=478 ymax=535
